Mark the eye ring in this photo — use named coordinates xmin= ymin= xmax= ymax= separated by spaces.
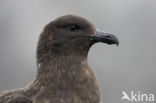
xmin=68 ymin=25 xmax=79 ymax=31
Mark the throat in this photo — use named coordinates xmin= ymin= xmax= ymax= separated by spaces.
xmin=36 ymin=55 xmax=92 ymax=89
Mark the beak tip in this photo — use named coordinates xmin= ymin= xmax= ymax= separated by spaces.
xmin=117 ymin=43 xmax=119 ymax=47
xmin=116 ymin=41 xmax=119 ymax=46
xmin=109 ymin=35 xmax=119 ymax=46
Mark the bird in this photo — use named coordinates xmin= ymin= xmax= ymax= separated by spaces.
xmin=0 ymin=15 xmax=119 ymax=103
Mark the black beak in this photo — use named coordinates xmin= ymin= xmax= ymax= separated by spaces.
xmin=89 ymin=29 xmax=119 ymax=46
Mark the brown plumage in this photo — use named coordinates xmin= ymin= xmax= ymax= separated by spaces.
xmin=0 ymin=15 xmax=119 ymax=103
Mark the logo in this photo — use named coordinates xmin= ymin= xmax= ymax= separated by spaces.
xmin=121 ymin=91 xmax=155 ymax=102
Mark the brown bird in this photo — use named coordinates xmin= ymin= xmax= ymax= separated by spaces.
xmin=0 ymin=15 xmax=119 ymax=103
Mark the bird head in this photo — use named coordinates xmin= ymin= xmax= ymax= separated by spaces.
xmin=37 ymin=15 xmax=119 ymax=63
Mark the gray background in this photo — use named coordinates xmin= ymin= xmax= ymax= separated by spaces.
xmin=0 ymin=0 xmax=156 ymax=103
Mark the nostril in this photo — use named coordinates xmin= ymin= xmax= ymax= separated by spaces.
xmin=105 ymin=35 xmax=111 ymax=38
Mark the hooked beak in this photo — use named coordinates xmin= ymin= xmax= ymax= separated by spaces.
xmin=89 ymin=29 xmax=119 ymax=46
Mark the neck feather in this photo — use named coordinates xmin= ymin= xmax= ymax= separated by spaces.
xmin=36 ymin=54 xmax=95 ymax=89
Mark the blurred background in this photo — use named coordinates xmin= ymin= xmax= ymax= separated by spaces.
xmin=0 ymin=0 xmax=156 ymax=103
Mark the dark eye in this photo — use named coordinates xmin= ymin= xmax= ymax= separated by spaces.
xmin=67 ymin=25 xmax=79 ymax=31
